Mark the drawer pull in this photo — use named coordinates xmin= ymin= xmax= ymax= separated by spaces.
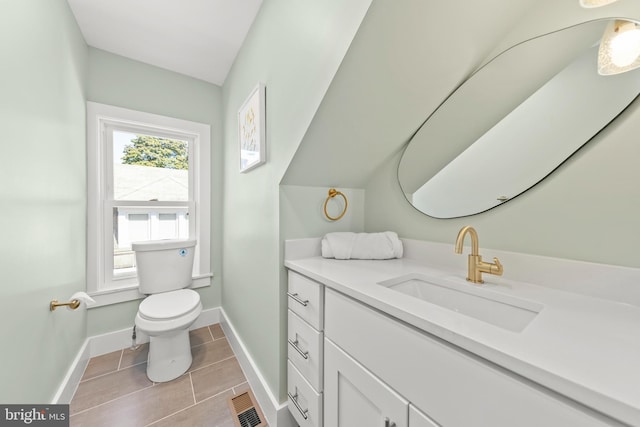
xmin=288 ymin=338 xmax=309 ymax=360
xmin=288 ymin=392 xmax=309 ymax=420
xmin=384 ymin=417 xmax=396 ymax=427
xmin=287 ymin=292 xmax=309 ymax=306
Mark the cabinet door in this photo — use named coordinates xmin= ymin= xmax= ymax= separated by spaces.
xmin=325 ymin=289 xmax=616 ymax=427
xmin=324 ymin=338 xmax=408 ymax=427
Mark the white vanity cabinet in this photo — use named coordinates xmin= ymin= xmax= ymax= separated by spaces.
xmin=324 ymin=337 xmax=440 ymax=427
xmin=287 ymin=271 xmax=324 ymax=427
xmin=286 ymin=266 xmax=624 ymax=427
xmin=324 ymin=288 xmax=617 ymax=427
xmin=324 ymin=338 xmax=410 ymax=427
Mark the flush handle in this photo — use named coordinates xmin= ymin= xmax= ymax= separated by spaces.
xmin=385 ymin=417 xmax=396 ymax=427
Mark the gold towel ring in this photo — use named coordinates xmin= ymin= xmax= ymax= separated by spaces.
xmin=323 ymin=188 xmax=348 ymax=221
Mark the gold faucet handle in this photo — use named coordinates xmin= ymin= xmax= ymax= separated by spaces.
xmin=491 ymin=257 xmax=504 ymax=276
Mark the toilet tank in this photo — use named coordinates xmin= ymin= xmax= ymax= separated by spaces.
xmin=132 ymin=239 xmax=197 ymax=294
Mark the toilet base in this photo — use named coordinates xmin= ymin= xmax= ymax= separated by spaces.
xmin=146 ymin=329 xmax=193 ymax=382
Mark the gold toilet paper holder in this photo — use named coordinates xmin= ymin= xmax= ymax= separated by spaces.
xmin=49 ymin=299 xmax=81 ymax=311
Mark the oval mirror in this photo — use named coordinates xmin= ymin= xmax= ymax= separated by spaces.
xmin=398 ymin=19 xmax=640 ymax=219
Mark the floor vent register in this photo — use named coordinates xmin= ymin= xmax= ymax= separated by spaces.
xmin=228 ymin=390 xmax=267 ymax=427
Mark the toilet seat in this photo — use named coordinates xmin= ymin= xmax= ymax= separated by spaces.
xmin=139 ymin=289 xmax=201 ymax=321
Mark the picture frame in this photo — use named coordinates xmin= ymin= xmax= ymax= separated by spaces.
xmin=238 ymin=82 xmax=266 ymax=173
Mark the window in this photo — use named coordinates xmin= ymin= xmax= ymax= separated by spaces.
xmin=87 ymin=102 xmax=211 ymax=306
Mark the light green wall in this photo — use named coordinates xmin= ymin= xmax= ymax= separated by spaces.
xmin=279 ymin=0 xmax=640 ymax=269
xmin=85 ymin=48 xmax=224 ymax=336
xmin=365 ymin=101 xmax=640 ymax=268
xmin=281 ymin=0 xmax=537 ymax=188
xmin=364 ymin=1 xmax=640 ymax=268
xmin=0 ymin=0 xmax=88 ymax=403
xmin=221 ymin=0 xmax=372 ymax=402
xmin=86 ymin=300 xmax=140 ymax=337
xmin=87 ymin=48 xmax=222 ymax=126
xmin=280 ymin=186 xmax=365 ymax=239
xmin=7 ymin=0 xmax=634 ymax=409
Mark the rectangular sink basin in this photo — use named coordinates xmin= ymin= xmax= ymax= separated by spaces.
xmin=378 ymin=273 xmax=542 ymax=332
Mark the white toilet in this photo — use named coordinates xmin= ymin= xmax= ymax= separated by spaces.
xmin=132 ymin=239 xmax=202 ymax=382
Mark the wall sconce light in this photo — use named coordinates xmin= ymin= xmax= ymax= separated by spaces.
xmin=579 ymin=0 xmax=619 ymax=8
xmin=598 ymin=20 xmax=640 ymax=75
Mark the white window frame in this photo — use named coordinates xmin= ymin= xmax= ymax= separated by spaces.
xmin=87 ymin=102 xmax=212 ymax=307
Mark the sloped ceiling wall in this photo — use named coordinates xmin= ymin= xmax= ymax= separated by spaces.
xmin=281 ymin=0 xmax=537 ymax=187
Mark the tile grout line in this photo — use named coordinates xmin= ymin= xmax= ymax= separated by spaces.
xmin=77 ymin=332 xmax=228 ymax=385
xmin=189 ymin=341 xmax=211 ymax=351
xmin=188 ymin=353 xmax=237 ymax=375
xmin=189 ymin=372 xmax=197 ymax=405
xmin=71 ymin=323 xmax=231 ymax=419
xmin=77 ymin=360 xmax=148 ymax=384
xmin=143 ymin=402 xmax=195 ymax=427
xmin=146 ymin=383 xmax=247 ymax=426
xmin=188 ymin=331 xmax=216 ymax=349
xmin=70 ymin=333 xmax=257 ymax=427
xmin=198 ymin=383 xmax=245 ymax=404
xmin=120 ymin=359 xmax=147 ymax=371
xmin=117 ymin=349 xmax=124 ymax=371
xmin=70 ymin=382 xmax=157 ymax=417
xmin=188 ymin=327 xmax=226 ymax=349
xmin=231 ymin=382 xmax=249 ymax=395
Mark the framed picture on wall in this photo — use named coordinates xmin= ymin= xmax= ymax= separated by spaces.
xmin=238 ymin=82 xmax=266 ymax=173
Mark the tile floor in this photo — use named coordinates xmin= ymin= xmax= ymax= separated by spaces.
xmin=70 ymin=323 xmax=265 ymax=427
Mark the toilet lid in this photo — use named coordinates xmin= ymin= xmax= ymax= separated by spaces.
xmin=139 ymin=289 xmax=201 ymax=320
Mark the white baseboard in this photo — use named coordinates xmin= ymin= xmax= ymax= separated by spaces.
xmin=220 ymin=308 xmax=296 ymax=427
xmin=53 ymin=307 xmax=221 ymax=403
xmin=51 ymin=339 xmax=90 ymax=404
xmin=89 ymin=327 xmax=142 ymax=357
xmin=88 ymin=307 xmax=221 ymax=357
xmin=52 ymin=307 xmax=297 ymax=426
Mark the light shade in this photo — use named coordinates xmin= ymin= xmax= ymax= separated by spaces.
xmin=579 ymin=0 xmax=619 ymax=8
xmin=598 ymin=20 xmax=640 ymax=75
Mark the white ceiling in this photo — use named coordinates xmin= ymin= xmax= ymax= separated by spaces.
xmin=67 ymin=0 xmax=263 ymax=86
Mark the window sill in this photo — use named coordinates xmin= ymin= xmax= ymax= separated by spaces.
xmin=88 ymin=273 xmax=213 ymax=308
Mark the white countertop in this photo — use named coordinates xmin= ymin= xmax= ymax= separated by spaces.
xmin=285 ymin=253 xmax=640 ymax=426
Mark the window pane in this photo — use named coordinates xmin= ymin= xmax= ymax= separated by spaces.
xmin=158 ymin=213 xmax=177 ymax=239
xmin=112 ymin=207 xmax=189 ymax=274
xmin=128 ymin=214 xmax=150 ymax=242
xmin=113 ymin=130 xmax=189 ymax=201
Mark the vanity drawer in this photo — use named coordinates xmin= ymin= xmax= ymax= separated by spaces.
xmin=288 ymin=309 xmax=323 ymax=391
xmin=288 ymin=360 xmax=323 ymax=427
xmin=288 ymin=271 xmax=323 ymax=330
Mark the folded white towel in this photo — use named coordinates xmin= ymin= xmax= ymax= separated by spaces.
xmin=321 ymin=231 xmax=403 ymax=260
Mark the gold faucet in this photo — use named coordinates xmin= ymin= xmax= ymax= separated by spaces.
xmin=454 ymin=226 xmax=503 ymax=284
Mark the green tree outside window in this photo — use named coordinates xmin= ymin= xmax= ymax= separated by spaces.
xmin=121 ymin=135 xmax=188 ymax=170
